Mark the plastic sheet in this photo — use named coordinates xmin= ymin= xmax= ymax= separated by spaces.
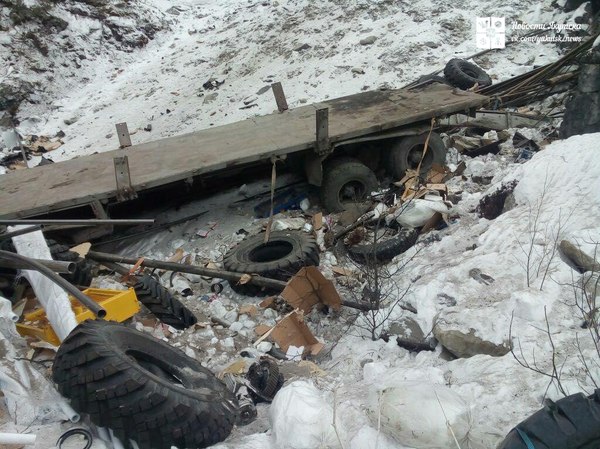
xmin=0 ymin=296 xmax=18 ymax=322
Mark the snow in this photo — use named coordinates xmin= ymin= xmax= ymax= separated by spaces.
xmin=2 ymin=0 xmax=600 ymax=448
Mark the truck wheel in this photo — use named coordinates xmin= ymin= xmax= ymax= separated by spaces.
xmin=388 ymin=132 xmax=446 ymax=180
xmin=133 ymin=274 xmax=197 ymax=329
xmin=52 ymin=320 xmax=238 ymax=449
xmin=223 ymin=231 xmax=319 ymax=296
xmin=345 ymin=227 xmax=418 ymax=263
xmin=497 ymin=390 xmax=600 ymax=449
xmin=443 ymin=58 xmax=492 ymax=90
xmin=320 ymin=157 xmax=378 ymax=213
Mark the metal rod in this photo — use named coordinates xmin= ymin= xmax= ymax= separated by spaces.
xmin=87 ymin=250 xmax=287 ymax=290
xmin=92 ymin=252 xmax=383 ymax=312
xmin=0 ymin=219 xmax=154 ymax=226
xmin=0 ymin=250 xmax=106 ymax=318
xmin=0 ymin=258 xmax=75 ymax=274
xmin=0 ymin=225 xmax=42 ymax=241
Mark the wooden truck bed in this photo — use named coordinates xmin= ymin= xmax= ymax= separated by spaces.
xmin=0 ymin=84 xmax=488 ymax=219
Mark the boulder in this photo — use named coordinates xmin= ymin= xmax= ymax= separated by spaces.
xmin=433 ymin=310 xmax=510 ymax=358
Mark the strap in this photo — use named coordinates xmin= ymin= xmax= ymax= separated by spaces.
xmin=516 ymin=428 xmax=536 ymax=449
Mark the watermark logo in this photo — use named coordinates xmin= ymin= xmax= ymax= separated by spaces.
xmin=476 ymin=17 xmax=506 ymax=49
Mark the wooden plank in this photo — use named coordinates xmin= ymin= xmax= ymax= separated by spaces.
xmin=0 ymin=85 xmax=488 ymax=219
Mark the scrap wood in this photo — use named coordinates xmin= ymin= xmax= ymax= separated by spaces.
xmin=281 ymin=266 xmax=342 ymax=314
xmin=312 ymin=212 xmax=323 ymax=231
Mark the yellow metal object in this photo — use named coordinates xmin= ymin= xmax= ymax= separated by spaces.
xmin=16 ymin=288 xmax=140 ymax=346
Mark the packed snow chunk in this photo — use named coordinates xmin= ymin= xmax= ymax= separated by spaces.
xmin=367 ymin=381 xmax=472 ymax=448
xmin=270 ymin=381 xmax=341 ymax=449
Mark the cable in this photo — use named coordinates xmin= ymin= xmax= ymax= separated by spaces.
xmin=56 ymin=428 xmax=93 ymax=449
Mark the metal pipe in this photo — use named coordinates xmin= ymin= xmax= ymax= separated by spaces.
xmin=0 ymin=225 xmax=41 ymax=241
xmin=0 ymin=258 xmax=75 ymax=274
xmin=0 ymin=250 xmax=106 ymax=318
xmin=92 ymin=252 xmax=383 ymax=312
xmin=88 ymin=251 xmax=287 ymax=290
xmin=0 ymin=219 xmax=154 ymax=226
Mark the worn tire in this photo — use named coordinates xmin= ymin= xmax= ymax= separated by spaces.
xmin=346 ymin=227 xmax=418 ymax=263
xmin=320 ymin=157 xmax=378 ymax=213
xmin=498 ymin=390 xmax=600 ymax=449
xmin=133 ymin=274 xmax=197 ymax=329
xmin=443 ymin=58 xmax=492 ymax=90
xmin=388 ymin=132 xmax=446 ymax=180
xmin=0 ymin=239 xmax=94 ymax=287
xmin=223 ymin=231 xmax=319 ymax=296
xmin=52 ymin=320 xmax=237 ymax=449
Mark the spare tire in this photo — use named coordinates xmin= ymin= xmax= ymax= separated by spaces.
xmin=345 ymin=227 xmax=418 ymax=263
xmin=320 ymin=157 xmax=378 ymax=213
xmin=498 ymin=390 xmax=600 ymax=449
xmin=443 ymin=58 xmax=492 ymax=90
xmin=223 ymin=231 xmax=319 ymax=295
xmin=133 ymin=274 xmax=197 ymax=329
xmin=388 ymin=132 xmax=446 ymax=180
xmin=52 ymin=320 xmax=237 ymax=449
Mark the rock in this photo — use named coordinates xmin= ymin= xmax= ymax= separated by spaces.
xmin=202 ymin=78 xmax=224 ymax=90
xmin=424 ymin=41 xmax=439 ymax=48
xmin=351 ymin=67 xmax=365 ymax=75
xmin=144 ymin=124 xmax=152 ymax=132
xmin=0 ymin=111 xmax=13 ymax=127
xmin=359 ymin=36 xmax=377 ymax=45
xmin=257 ymin=341 xmax=273 ymax=353
xmin=559 ymin=240 xmax=600 ymax=273
xmin=256 ymin=85 xmax=271 ymax=95
xmin=222 ymin=337 xmax=235 ymax=349
xmin=230 ymin=321 xmax=244 ymax=332
xmin=433 ymin=310 xmax=510 ymax=358
xmin=294 ymin=43 xmax=311 ymax=51
xmin=166 ymin=6 xmax=181 ymax=15
xmin=63 ymin=117 xmax=79 ymax=125
xmin=203 ymin=92 xmax=218 ymax=104
xmin=387 ymin=317 xmax=425 ymax=340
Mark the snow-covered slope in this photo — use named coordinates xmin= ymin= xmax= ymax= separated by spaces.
xmin=7 ymin=0 xmax=579 ymax=162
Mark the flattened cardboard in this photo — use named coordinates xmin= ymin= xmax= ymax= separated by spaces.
xmin=281 ymin=266 xmax=342 ymax=313
xmin=269 ymin=310 xmax=323 ymax=355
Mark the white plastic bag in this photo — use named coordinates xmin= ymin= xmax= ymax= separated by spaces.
xmin=270 ymin=381 xmax=341 ymax=449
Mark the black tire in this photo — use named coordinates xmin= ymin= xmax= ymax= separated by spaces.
xmin=223 ymin=231 xmax=319 ymax=296
xmin=52 ymin=320 xmax=237 ymax=449
xmin=498 ymin=390 xmax=600 ymax=449
xmin=346 ymin=227 xmax=418 ymax=263
xmin=133 ymin=274 xmax=197 ymax=329
xmin=388 ymin=132 xmax=446 ymax=180
xmin=443 ymin=58 xmax=492 ymax=90
xmin=320 ymin=157 xmax=378 ymax=213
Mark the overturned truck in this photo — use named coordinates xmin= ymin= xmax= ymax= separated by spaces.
xmin=0 ymin=82 xmax=488 ymax=237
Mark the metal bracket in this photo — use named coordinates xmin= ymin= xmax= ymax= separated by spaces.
xmin=115 ymin=122 xmax=132 ymax=148
xmin=271 ymin=82 xmax=289 ymax=113
xmin=113 ymin=156 xmax=137 ymax=202
xmin=315 ymin=108 xmax=331 ymax=156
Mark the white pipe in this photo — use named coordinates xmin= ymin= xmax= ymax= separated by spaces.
xmin=58 ymin=398 xmax=81 ymax=423
xmin=10 ymin=228 xmax=78 ymax=342
xmin=0 ymin=432 xmax=37 ymax=444
xmin=0 ymin=296 xmax=18 ymax=322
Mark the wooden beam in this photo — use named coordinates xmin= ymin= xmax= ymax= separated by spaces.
xmin=271 ymin=82 xmax=289 ymax=112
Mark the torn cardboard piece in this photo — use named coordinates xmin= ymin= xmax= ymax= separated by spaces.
xmin=281 ymin=266 xmax=341 ymax=314
xmin=268 ymin=310 xmax=323 ymax=356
